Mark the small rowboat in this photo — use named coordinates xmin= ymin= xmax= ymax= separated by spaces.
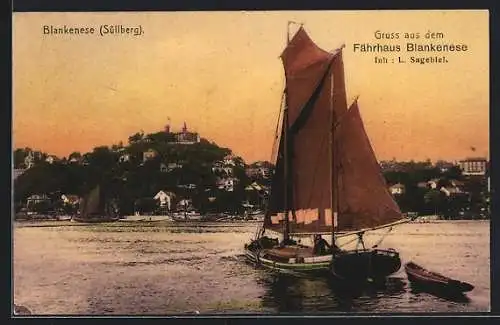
xmin=405 ymin=262 xmax=474 ymax=294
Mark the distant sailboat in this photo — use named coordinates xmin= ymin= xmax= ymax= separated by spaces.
xmin=244 ymin=24 xmax=412 ymax=281
xmin=72 ymin=185 xmax=120 ymax=223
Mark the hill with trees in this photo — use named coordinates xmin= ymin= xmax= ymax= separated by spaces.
xmin=13 ymin=133 xmax=489 ymax=219
xmin=14 ymin=130 xmax=265 ymax=215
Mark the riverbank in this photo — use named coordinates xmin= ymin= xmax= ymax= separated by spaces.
xmin=13 ymin=216 xmax=489 ymax=229
xmin=13 ymin=219 xmax=261 ymax=229
xmin=412 ymin=214 xmax=489 ymax=223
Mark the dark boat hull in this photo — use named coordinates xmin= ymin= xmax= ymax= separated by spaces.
xmin=405 ymin=262 xmax=474 ymax=294
xmin=71 ymin=216 xmax=120 ymax=223
xmin=330 ymin=249 xmax=402 ymax=281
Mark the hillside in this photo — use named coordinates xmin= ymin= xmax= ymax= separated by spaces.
xmin=14 ymin=130 xmax=274 ymax=215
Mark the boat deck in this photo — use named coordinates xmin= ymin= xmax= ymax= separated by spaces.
xmin=259 ymin=245 xmax=332 ymax=264
xmin=265 ymin=246 xmax=316 ymax=259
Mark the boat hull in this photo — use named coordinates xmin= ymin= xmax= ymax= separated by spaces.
xmin=244 ymin=236 xmax=331 ymax=274
xmin=71 ymin=217 xmax=120 ymax=223
xmin=405 ymin=262 xmax=474 ymax=294
xmin=330 ymin=249 xmax=402 ymax=281
xmin=244 ymin=248 xmax=331 ymax=274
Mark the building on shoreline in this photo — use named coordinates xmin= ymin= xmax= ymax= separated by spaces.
xmin=458 ymin=157 xmax=488 ymax=176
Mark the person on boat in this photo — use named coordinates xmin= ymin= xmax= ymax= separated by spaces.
xmin=313 ymin=234 xmax=331 ymax=255
xmin=330 ymin=239 xmax=342 ymax=255
xmin=280 ymin=237 xmax=297 ymax=247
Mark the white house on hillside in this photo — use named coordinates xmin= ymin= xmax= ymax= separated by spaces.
xmin=119 ymin=153 xmax=131 ymax=163
xmin=153 ymin=190 xmax=175 ymax=211
xmin=24 ymin=151 xmax=36 ymax=169
xmin=389 ymin=183 xmax=405 ymax=195
xmin=13 ymin=169 xmax=26 ymax=180
xmin=167 ymin=162 xmax=183 ymax=171
xmin=427 ymin=179 xmax=440 ymax=189
xmin=440 ymin=186 xmax=463 ymax=197
xmin=61 ymin=194 xmax=80 ymax=206
xmin=143 ymin=149 xmax=158 ymax=162
xmin=216 ymin=177 xmax=239 ymax=192
xmin=45 ymin=155 xmax=58 ymax=164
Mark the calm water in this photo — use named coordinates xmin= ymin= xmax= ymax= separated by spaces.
xmin=13 ymin=220 xmax=490 ymax=315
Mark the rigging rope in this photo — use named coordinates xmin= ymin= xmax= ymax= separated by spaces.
xmin=270 ymin=92 xmax=286 ymax=162
xmin=337 ymin=226 xmax=394 ymax=250
xmin=337 ymin=235 xmax=359 ymax=248
xmin=371 ymin=226 xmax=393 ymax=248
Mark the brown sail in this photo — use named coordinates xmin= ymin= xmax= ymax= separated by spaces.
xmin=280 ymin=26 xmax=337 ymax=128
xmin=79 ymin=185 xmax=102 ymax=218
xmin=335 ymin=100 xmax=402 ymax=232
xmin=265 ymin=27 xmax=402 ymax=234
xmin=266 ymin=27 xmax=347 ymax=233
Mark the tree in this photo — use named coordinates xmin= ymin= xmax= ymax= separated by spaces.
xmin=14 ymin=148 xmax=30 ymax=168
xmin=128 ymin=131 xmax=144 ymax=144
xmin=31 ymin=200 xmax=52 ymax=213
xmin=68 ymin=151 xmax=82 ymax=161
xmin=442 ymin=166 xmax=463 ymax=180
xmin=134 ymin=197 xmax=158 ymax=214
xmin=424 ymin=189 xmax=446 ymax=216
xmin=14 ymin=130 xmax=266 ymax=216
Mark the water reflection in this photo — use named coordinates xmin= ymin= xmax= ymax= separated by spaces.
xmin=408 ymin=283 xmax=472 ymax=304
xmin=260 ymin=272 xmax=407 ymax=313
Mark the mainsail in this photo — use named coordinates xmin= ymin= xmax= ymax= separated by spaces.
xmin=265 ymin=27 xmax=402 ymax=235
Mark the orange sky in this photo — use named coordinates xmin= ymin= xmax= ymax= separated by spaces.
xmin=13 ymin=11 xmax=489 ymax=163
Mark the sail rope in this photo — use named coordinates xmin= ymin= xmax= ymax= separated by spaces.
xmin=270 ymin=92 xmax=286 ymax=162
xmin=255 ymin=248 xmax=262 ymax=266
xmin=337 ymin=225 xmax=394 ymax=251
xmin=260 ymin=91 xmax=285 ymax=236
xmin=254 ymin=225 xmax=262 ymax=240
xmin=356 ymin=233 xmax=366 ymax=250
xmin=337 ymin=235 xmax=359 ymax=248
xmin=371 ymin=226 xmax=393 ymax=248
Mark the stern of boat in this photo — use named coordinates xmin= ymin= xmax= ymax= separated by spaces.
xmin=330 ymin=248 xmax=402 ymax=281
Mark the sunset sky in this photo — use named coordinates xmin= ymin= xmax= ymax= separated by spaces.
xmin=13 ymin=10 xmax=489 ymax=163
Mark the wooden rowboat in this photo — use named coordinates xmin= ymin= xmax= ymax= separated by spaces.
xmin=405 ymin=262 xmax=474 ymax=294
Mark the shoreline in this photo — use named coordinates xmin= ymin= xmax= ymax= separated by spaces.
xmin=12 ymin=218 xmax=489 ymax=229
xmin=13 ymin=219 xmax=262 ymax=228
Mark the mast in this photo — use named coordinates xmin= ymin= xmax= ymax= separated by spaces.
xmin=283 ymin=104 xmax=290 ymax=241
xmin=330 ymin=46 xmax=346 ymax=243
xmin=282 ymin=21 xmax=293 ymax=242
xmin=329 ymin=55 xmax=336 ymax=245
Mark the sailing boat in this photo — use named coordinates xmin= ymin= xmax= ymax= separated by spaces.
xmin=72 ymin=185 xmax=120 ymax=223
xmin=244 ymin=24 xmax=412 ymax=281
